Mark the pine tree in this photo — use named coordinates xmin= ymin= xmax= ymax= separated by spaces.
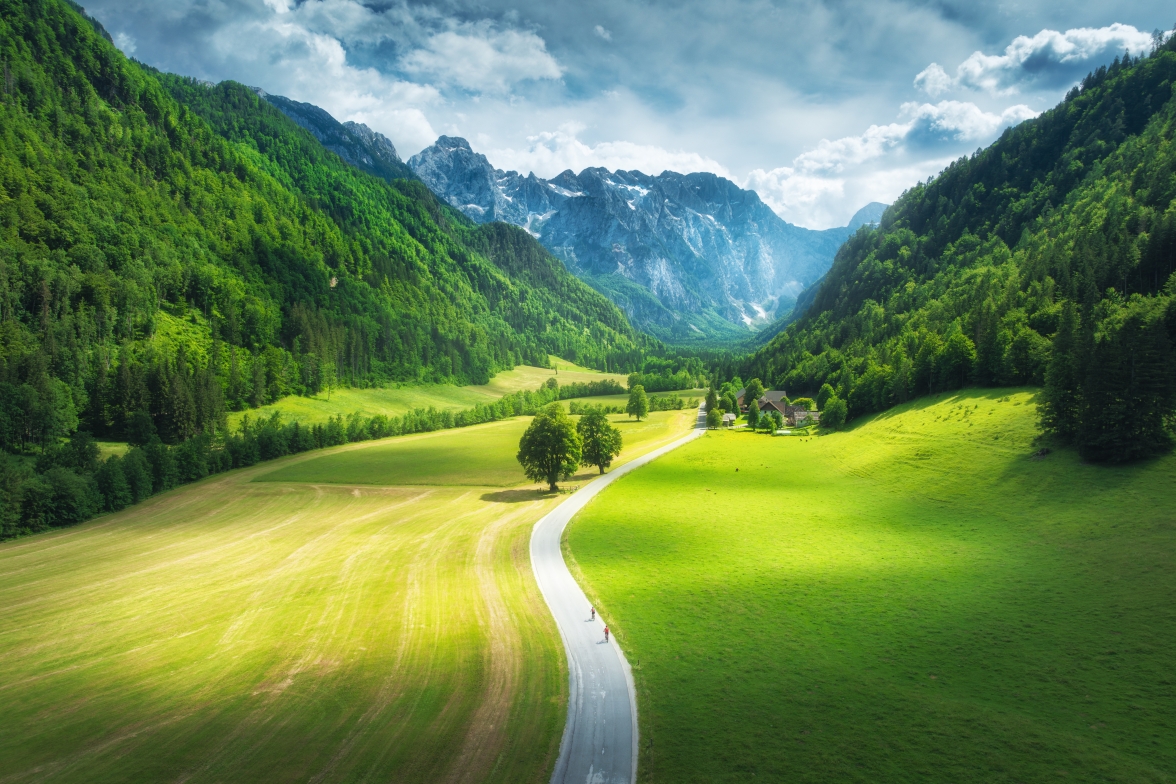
xmin=1039 ymin=301 xmax=1081 ymax=438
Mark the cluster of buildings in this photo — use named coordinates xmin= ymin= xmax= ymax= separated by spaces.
xmin=729 ymin=389 xmax=821 ymax=428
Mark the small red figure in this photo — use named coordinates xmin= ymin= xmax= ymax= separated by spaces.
xmin=604 ymin=626 xmax=610 ymax=643
xmin=591 ymin=606 xmax=596 ymax=620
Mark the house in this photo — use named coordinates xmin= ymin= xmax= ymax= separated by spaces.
xmin=737 ymin=389 xmax=788 ymax=413
xmin=756 ymin=391 xmax=789 ymax=416
xmin=788 ymin=408 xmax=820 ymax=427
xmin=721 ymin=412 xmax=737 ymax=427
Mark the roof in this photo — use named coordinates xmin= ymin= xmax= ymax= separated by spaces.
xmin=721 ymin=412 xmax=737 ymax=421
xmin=759 ymin=400 xmax=789 ymax=415
xmin=759 ymin=390 xmax=788 ymax=406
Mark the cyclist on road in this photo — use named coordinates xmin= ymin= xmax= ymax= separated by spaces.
xmin=604 ymin=626 xmax=609 ymax=643
xmin=590 ymin=606 xmax=595 ymax=620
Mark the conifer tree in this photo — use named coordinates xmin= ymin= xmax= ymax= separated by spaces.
xmin=1039 ymin=301 xmax=1081 ymax=439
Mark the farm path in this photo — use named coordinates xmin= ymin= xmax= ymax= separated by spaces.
xmin=530 ymin=404 xmax=706 ymax=784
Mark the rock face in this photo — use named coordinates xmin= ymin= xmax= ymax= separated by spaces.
xmin=409 ymin=137 xmax=885 ymax=342
xmin=258 ymin=91 xmax=415 ymax=183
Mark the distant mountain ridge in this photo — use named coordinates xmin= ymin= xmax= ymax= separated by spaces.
xmin=409 ymin=136 xmax=884 ymax=343
xmin=257 ymin=90 xmax=416 ymax=183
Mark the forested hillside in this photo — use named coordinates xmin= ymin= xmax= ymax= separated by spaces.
xmin=0 ymin=0 xmax=653 ymax=535
xmin=740 ymin=32 xmax=1176 ymax=461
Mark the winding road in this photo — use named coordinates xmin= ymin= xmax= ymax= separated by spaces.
xmin=530 ymin=405 xmax=706 ymax=784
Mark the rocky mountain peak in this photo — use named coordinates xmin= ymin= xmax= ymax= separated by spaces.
xmin=408 ymin=135 xmax=886 ymax=343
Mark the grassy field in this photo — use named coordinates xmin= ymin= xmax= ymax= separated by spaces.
xmin=0 ymin=408 xmax=695 ymax=784
xmin=566 ymin=389 xmax=1176 ymax=783
xmin=228 ymin=358 xmax=627 ymax=429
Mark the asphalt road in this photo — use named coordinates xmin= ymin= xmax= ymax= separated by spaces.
xmin=531 ymin=405 xmax=706 ymax=784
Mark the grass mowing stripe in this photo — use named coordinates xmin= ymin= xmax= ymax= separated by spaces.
xmin=0 ymin=407 xmax=697 ymax=783
xmin=566 ymin=389 xmax=1176 ymax=783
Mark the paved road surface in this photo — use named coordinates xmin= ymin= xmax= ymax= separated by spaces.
xmin=531 ymin=405 xmax=707 ymax=784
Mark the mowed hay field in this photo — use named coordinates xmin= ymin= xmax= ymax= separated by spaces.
xmin=0 ymin=409 xmax=695 ymax=784
xmin=567 ymin=390 xmax=1176 ymax=783
xmin=228 ymin=358 xmax=628 ymax=429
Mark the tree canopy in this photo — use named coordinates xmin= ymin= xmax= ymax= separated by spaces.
xmin=627 ymin=385 xmax=650 ymax=421
xmin=517 ymin=403 xmax=582 ymax=491
xmin=576 ymin=410 xmax=623 ymax=474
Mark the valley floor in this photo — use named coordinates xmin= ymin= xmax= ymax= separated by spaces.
xmin=0 ymin=408 xmax=695 ymax=784
xmin=566 ymin=389 xmax=1176 ymax=783
xmin=226 ymin=358 xmax=628 ymax=429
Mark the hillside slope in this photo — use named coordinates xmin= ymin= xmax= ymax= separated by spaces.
xmin=0 ymin=0 xmax=648 ymax=454
xmin=743 ymin=36 xmax=1176 ymax=460
xmin=0 ymin=0 xmax=664 ymax=537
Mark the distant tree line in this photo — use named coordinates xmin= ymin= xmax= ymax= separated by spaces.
xmin=556 ymin=379 xmax=626 ymax=399
xmin=0 ymin=377 xmax=580 ymax=540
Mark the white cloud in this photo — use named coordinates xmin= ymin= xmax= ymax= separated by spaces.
xmin=594 ymin=25 xmax=612 ymax=42
xmin=487 ymin=124 xmax=731 ymax=179
xmin=198 ymin=7 xmax=443 ymax=153
xmin=746 ymin=100 xmax=1038 ymax=228
xmin=113 ymin=31 xmax=136 ymax=54
xmin=746 ymin=158 xmax=952 ymax=232
xmin=917 ymin=24 xmax=1155 ymax=96
xmin=913 ymin=63 xmax=952 ymax=97
xmin=400 ymin=23 xmax=563 ymax=93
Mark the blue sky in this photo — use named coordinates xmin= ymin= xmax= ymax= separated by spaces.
xmin=86 ymin=0 xmax=1174 ymax=228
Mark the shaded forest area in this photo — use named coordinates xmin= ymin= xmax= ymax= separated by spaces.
xmin=733 ymin=32 xmax=1176 ymax=461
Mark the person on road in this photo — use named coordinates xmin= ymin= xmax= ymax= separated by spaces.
xmin=590 ymin=606 xmax=595 ymax=620
xmin=604 ymin=626 xmax=609 ymax=643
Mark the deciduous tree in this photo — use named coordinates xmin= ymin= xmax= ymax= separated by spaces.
xmin=627 ymin=385 xmax=649 ymax=421
xmin=518 ymin=403 xmax=583 ymax=491
xmin=577 ymin=410 xmax=623 ymax=474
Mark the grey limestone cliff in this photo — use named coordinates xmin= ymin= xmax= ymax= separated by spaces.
xmin=409 ymin=136 xmax=885 ymax=342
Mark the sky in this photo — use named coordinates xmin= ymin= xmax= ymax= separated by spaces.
xmin=84 ymin=1 xmax=1175 ymax=229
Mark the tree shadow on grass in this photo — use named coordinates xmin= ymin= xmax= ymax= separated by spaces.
xmin=481 ymin=488 xmax=549 ymax=503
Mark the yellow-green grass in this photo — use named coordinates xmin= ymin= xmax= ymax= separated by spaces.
xmin=227 ymin=357 xmax=627 ymax=429
xmin=257 ymin=408 xmax=698 ymax=488
xmin=95 ymin=441 xmax=129 ymax=459
xmin=0 ymin=407 xmax=696 ymax=784
xmin=566 ymin=389 xmax=1176 ymax=783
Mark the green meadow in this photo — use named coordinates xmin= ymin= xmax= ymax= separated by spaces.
xmin=228 ymin=358 xmax=628 ymax=428
xmin=0 ymin=408 xmax=695 ymax=784
xmin=566 ymin=390 xmax=1176 ymax=783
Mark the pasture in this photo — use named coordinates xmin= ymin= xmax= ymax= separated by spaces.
xmin=0 ymin=408 xmax=694 ymax=783
xmin=566 ymin=390 xmax=1176 ymax=783
xmin=228 ymin=358 xmax=627 ymax=429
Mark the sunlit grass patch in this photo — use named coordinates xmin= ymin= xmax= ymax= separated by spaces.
xmin=567 ymin=389 xmax=1176 ymax=783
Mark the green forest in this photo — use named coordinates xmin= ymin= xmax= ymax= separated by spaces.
xmin=736 ymin=33 xmax=1176 ymax=462
xmin=0 ymin=0 xmax=675 ymax=536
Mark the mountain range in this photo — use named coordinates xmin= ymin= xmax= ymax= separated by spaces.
xmin=408 ymin=136 xmax=885 ymax=343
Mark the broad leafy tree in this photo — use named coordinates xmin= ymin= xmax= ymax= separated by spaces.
xmin=746 ymin=399 xmax=760 ymax=429
xmin=706 ymin=408 xmax=722 ymax=429
xmin=577 ymin=410 xmax=623 ymax=474
xmin=744 ymin=378 xmax=765 ymax=406
xmin=518 ymin=403 xmax=583 ymax=491
xmin=822 ymin=397 xmax=848 ymax=430
xmin=627 ymin=385 xmax=650 ymax=421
